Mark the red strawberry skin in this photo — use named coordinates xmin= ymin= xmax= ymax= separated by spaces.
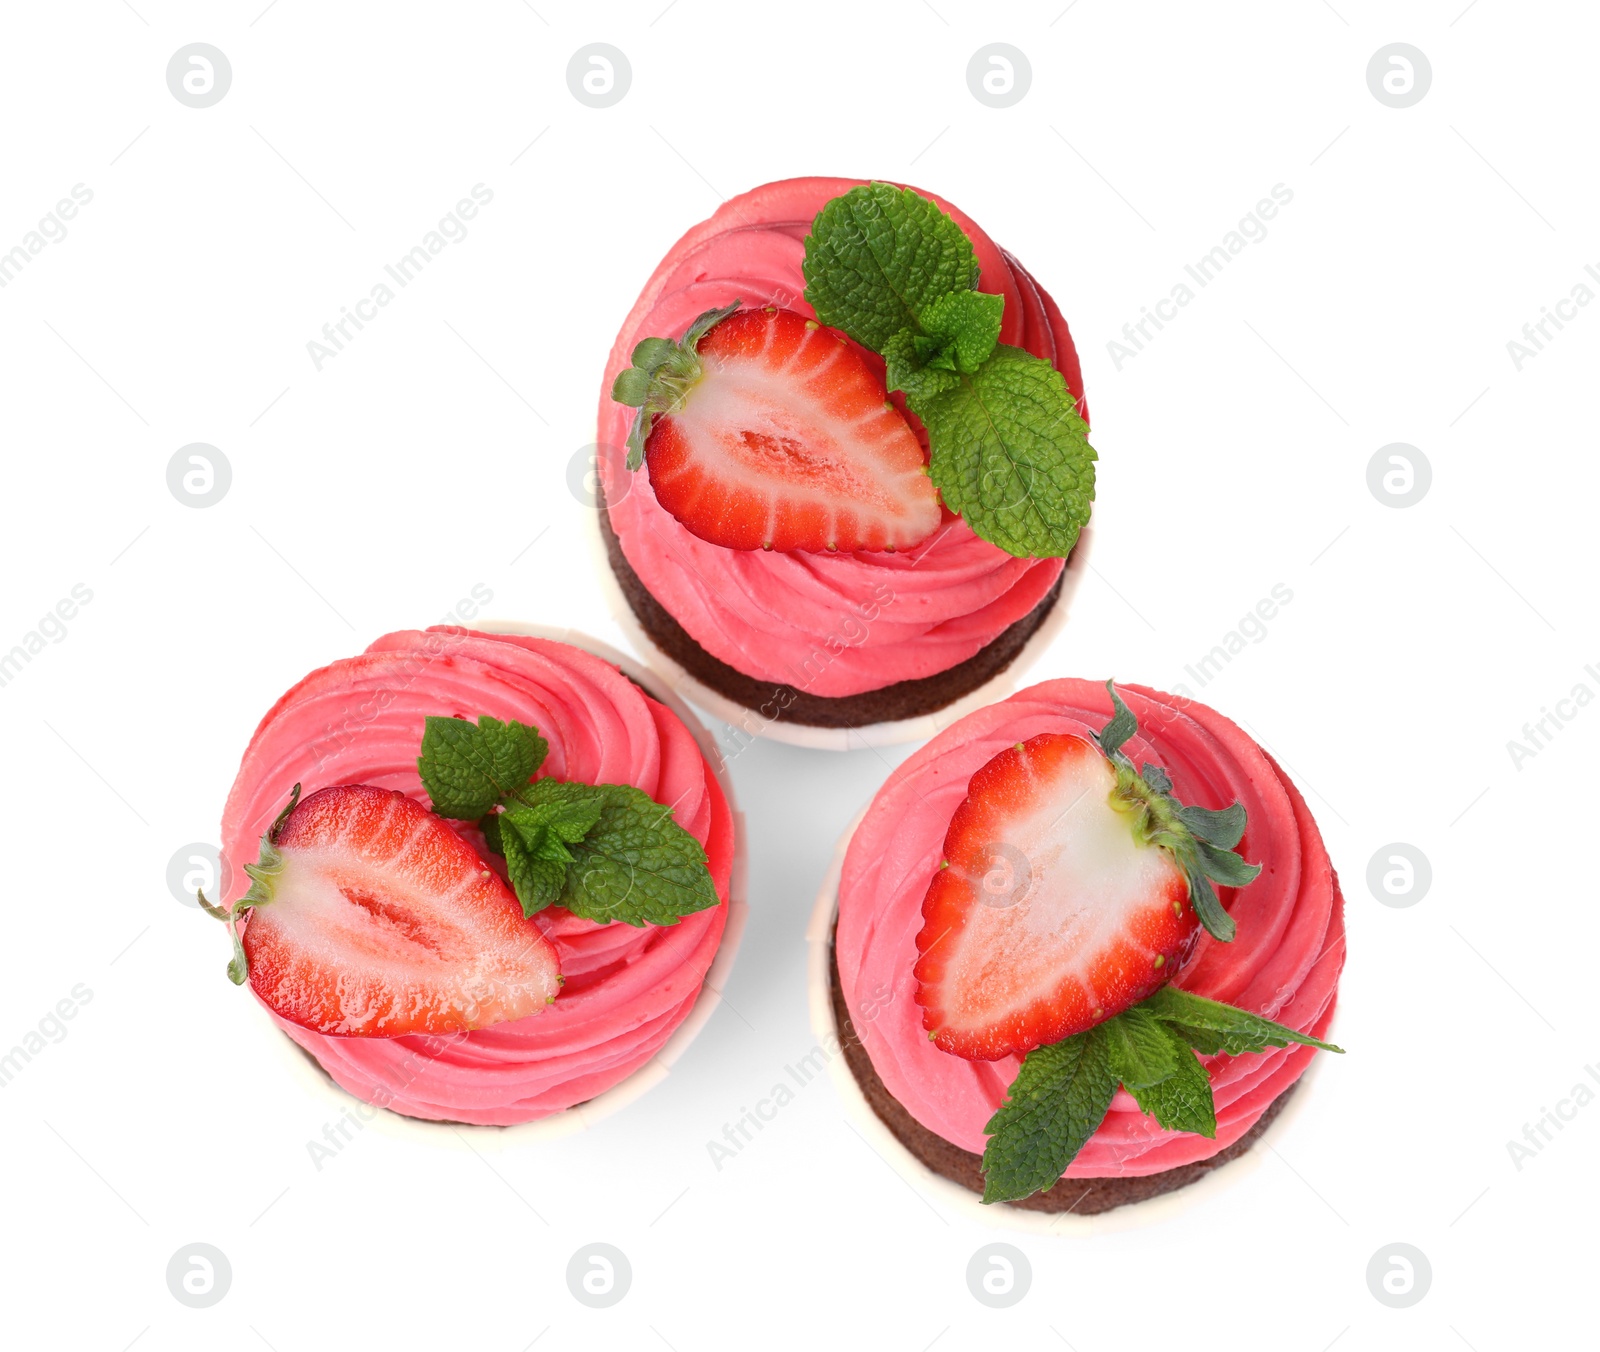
xmin=242 ymin=785 xmax=561 ymax=1037
xmin=913 ymin=733 xmax=1194 ymax=1060
xmin=644 ymin=307 xmax=941 ymax=553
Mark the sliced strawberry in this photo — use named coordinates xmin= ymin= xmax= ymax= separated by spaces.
xmin=913 ymin=733 xmax=1195 ymax=1061
xmin=627 ymin=306 xmax=941 ymax=553
xmin=230 ymin=784 xmax=561 ymax=1037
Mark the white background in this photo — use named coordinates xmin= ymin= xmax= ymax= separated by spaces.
xmin=1 ymin=1 xmax=1594 ymax=1348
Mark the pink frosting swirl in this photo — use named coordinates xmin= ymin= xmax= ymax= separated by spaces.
xmin=835 ymin=680 xmax=1345 ymax=1176
xmin=219 ymin=628 xmax=734 ymax=1126
xmin=597 ymin=177 xmax=1086 ymax=698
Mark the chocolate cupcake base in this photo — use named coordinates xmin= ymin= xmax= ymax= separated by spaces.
xmin=827 ymin=932 xmax=1296 ymax=1215
xmin=596 ymin=492 xmax=1072 ymax=732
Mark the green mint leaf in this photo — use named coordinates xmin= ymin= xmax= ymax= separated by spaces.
xmin=1165 ymin=1022 xmax=1227 ymax=1056
xmin=981 ymin=1026 xmax=1118 ymax=1204
xmin=501 ymin=786 xmax=605 ymax=864
xmin=560 ymin=783 xmax=721 ymax=927
xmin=500 ymin=825 xmax=566 ymax=917
xmin=1143 ymin=986 xmax=1345 ymax=1056
xmin=516 ymin=779 xmax=608 ymax=843
xmin=495 ymin=781 xmax=612 ymax=916
xmin=418 ymin=715 xmax=547 ymax=820
xmin=882 ymin=329 xmax=962 ymax=402
xmin=1176 ymin=801 xmax=1247 ymax=851
xmin=801 ymin=183 xmax=1091 ymax=564
xmin=882 ymin=291 xmax=1005 ymax=400
xmin=1098 ymin=1005 xmax=1180 ymax=1090
xmin=977 ymin=978 xmax=1342 ymax=1203
xmin=479 ymin=811 xmax=504 ymax=855
xmin=1126 ymin=1027 xmax=1218 ymax=1137
xmin=802 ymin=182 xmax=979 ymax=353
xmin=500 ymin=808 xmax=574 ymax=867
xmin=913 ymin=344 xmax=1095 ymax=559
xmin=610 ymin=301 xmax=741 ymax=470
xmin=920 ymin=289 xmax=1004 ymax=372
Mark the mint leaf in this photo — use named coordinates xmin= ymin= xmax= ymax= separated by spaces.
xmin=801 ymin=183 xmax=1094 ymax=563
xmin=913 ymin=344 xmax=1095 ymax=559
xmin=802 ymin=182 xmax=979 ymax=353
xmin=920 ymin=289 xmax=1004 ymax=372
xmin=504 ymin=780 xmax=607 ymax=850
xmin=882 ymin=330 xmax=961 ymax=402
xmin=981 ymin=1027 xmax=1118 ymax=1204
xmin=493 ymin=781 xmax=611 ymax=917
xmin=500 ymin=807 xmax=575 ymax=868
xmin=978 ymin=983 xmax=1343 ymax=1201
xmin=480 ymin=811 xmax=504 ymax=855
xmin=560 ymin=783 xmax=720 ymax=927
xmin=1126 ymin=1028 xmax=1218 ymax=1137
xmin=500 ymin=826 xmax=566 ymax=916
xmin=1098 ymin=1006 xmax=1180 ymax=1090
xmin=1144 ymin=986 xmax=1345 ymax=1056
xmin=882 ymin=291 xmax=1005 ymax=402
xmin=412 ymin=713 xmax=720 ymax=928
xmin=418 ymin=715 xmax=547 ymax=820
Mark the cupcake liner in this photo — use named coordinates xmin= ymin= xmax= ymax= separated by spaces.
xmin=806 ymin=804 xmax=1323 ymax=1232
xmin=588 ymin=502 xmax=1094 ymax=750
xmin=261 ymin=622 xmax=747 ymax=1142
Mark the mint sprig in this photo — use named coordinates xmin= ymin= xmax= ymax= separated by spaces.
xmin=917 ymin=346 xmax=1095 ymax=558
xmin=803 ymin=182 xmax=1096 ymax=560
xmin=1138 ymin=986 xmax=1344 ymax=1059
xmin=558 ymin=782 xmax=725 ymax=927
xmin=980 ymin=1027 xmax=1119 ymax=1206
xmin=981 ymin=987 xmax=1343 ymax=1204
xmin=419 ymin=716 xmax=548 ymax=820
xmin=417 ymin=715 xmax=720 ymax=928
xmin=801 ymin=183 xmax=981 ymax=352
xmin=1094 ymin=681 xmax=1260 ymax=944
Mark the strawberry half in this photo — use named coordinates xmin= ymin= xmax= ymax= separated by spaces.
xmin=611 ymin=303 xmax=941 ymax=553
xmin=914 ymin=733 xmax=1197 ymax=1061
xmin=205 ymin=784 xmax=561 ymax=1037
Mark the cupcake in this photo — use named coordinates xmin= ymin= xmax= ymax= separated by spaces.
xmin=205 ymin=625 xmax=742 ymax=1127
xmin=595 ymin=177 xmax=1096 ymax=747
xmin=817 ymin=678 xmax=1345 ymax=1214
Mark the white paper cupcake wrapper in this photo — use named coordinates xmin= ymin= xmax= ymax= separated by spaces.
xmin=266 ymin=622 xmax=748 ymax=1143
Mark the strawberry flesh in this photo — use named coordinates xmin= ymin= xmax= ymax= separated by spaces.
xmin=913 ymin=733 xmax=1195 ymax=1061
xmin=241 ymin=784 xmax=561 ymax=1037
xmin=644 ymin=307 xmax=941 ymax=552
